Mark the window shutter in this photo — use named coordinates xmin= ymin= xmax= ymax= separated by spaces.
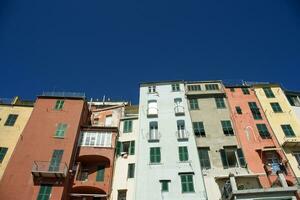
xmin=237 ymin=148 xmax=246 ymax=167
xmin=129 ymin=141 xmax=135 ymax=155
xmin=96 ymin=166 xmax=105 ymax=181
xmin=116 ymin=141 xmax=122 ymax=156
xmin=220 ymin=149 xmax=229 ymax=169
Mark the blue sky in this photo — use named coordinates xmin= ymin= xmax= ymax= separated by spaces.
xmin=0 ymin=0 xmax=299 ymax=103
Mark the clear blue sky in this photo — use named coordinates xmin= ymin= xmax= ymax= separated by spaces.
xmin=1 ymin=0 xmax=299 ymax=103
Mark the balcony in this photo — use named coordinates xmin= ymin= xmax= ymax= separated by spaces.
xmin=174 ymin=106 xmax=185 ymax=116
xmin=177 ymin=129 xmax=188 ymax=141
xmin=148 ymin=130 xmax=160 ymax=142
xmin=282 ymin=136 xmax=300 ymax=148
xmin=31 ymin=161 xmax=68 ymax=178
xmin=147 ymin=107 xmax=158 ymax=118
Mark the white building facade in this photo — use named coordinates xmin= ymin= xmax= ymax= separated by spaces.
xmin=135 ymin=81 xmax=207 ymax=200
xmin=111 ymin=105 xmax=139 ymax=200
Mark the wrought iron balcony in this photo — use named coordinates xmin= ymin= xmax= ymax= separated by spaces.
xmin=148 ymin=130 xmax=160 ymax=142
xmin=177 ymin=129 xmax=188 ymax=141
xmin=174 ymin=106 xmax=185 ymax=116
xmin=31 ymin=161 xmax=68 ymax=178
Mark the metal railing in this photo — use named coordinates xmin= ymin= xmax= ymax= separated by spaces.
xmin=177 ymin=129 xmax=188 ymax=140
xmin=148 ymin=130 xmax=159 ymax=141
xmin=32 ymin=161 xmax=68 ymax=177
xmin=174 ymin=106 xmax=185 ymax=115
xmin=40 ymin=92 xmax=85 ymax=99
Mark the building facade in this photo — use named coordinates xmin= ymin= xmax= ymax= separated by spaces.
xmin=185 ymin=81 xmax=249 ymax=200
xmin=111 ymin=105 xmax=139 ymax=200
xmin=70 ymin=101 xmax=126 ymax=199
xmin=0 ymin=93 xmax=89 ymax=200
xmin=135 ymin=81 xmax=207 ymax=200
xmin=224 ymin=85 xmax=297 ymax=199
xmin=0 ymin=97 xmax=34 ymax=180
xmin=253 ymin=84 xmax=300 ymax=186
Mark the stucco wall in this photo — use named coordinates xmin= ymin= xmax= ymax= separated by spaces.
xmin=135 ymin=83 xmax=207 ymax=200
xmin=0 ymin=105 xmax=33 ymax=180
xmin=254 ymin=86 xmax=300 ymax=180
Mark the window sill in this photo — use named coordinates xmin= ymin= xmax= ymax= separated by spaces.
xmin=182 ymin=191 xmax=195 ymax=194
xmin=53 ymin=136 xmax=65 ymax=139
xmin=149 ymin=162 xmax=163 ymax=165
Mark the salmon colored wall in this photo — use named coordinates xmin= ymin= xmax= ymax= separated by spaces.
xmin=0 ymin=97 xmax=87 ymax=200
xmin=225 ymin=87 xmax=296 ymax=187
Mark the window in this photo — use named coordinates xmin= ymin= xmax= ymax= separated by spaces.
xmin=0 ymin=147 xmax=8 ymax=163
xmin=160 ymin=180 xmax=170 ymax=192
xmin=117 ymin=190 xmax=127 ymax=200
xmin=220 ymin=147 xmax=246 ymax=168
xmin=180 ymin=174 xmax=195 ymax=193
xmin=287 ymin=95 xmax=300 ymax=107
xmin=96 ymin=165 xmax=105 ymax=181
xmin=215 ymin=97 xmax=226 ymax=108
xmin=116 ymin=141 xmax=135 ymax=156
xmin=241 ymin=88 xmax=250 ymax=95
xmin=54 ymin=100 xmax=64 ymax=110
xmin=235 ymin=106 xmax=242 ymax=114
xmin=293 ymin=152 xmax=300 ymax=166
xmin=174 ymin=98 xmax=184 ymax=114
xmin=178 ymin=146 xmax=189 ymax=161
xmin=148 ymin=86 xmax=156 ymax=93
xmin=105 ymin=115 xmax=112 ymax=126
xmin=265 ymin=152 xmax=280 ymax=165
xmin=256 ymin=124 xmax=271 ymax=139
xmin=127 ymin=163 xmax=135 ymax=178
xmin=189 ymin=99 xmax=199 ymax=110
xmin=187 ymin=85 xmax=201 ymax=91
xmin=80 ymin=132 xmax=112 ymax=147
xmin=177 ymin=120 xmax=187 ymax=139
xmin=270 ymin=102 xmax=283 ymax=113
xmin=248 ymin=102 xmax=262 ymax=120
xmin=281 ymin=124 xmax=296 ymax=137
xmin=4 ymin=114 xmax=18 ymax=126
xmin=193 ymin=122 xmax=205 ymax=137
xmin=198 ymin=148 xmax=211 ymax=169
xmin=230 ymin=88 xmax=235 ymax=92
xmin=37 ymin=184 xmax=52 ymax=200
xmin=205 ymin=84 xmax=219 ymax=90
xmin=49 ymin=150 xmax=63 ymax=171
xmin=172 ymin=83 xmax=180 ymax=92
xmin=149 ymin=121 xmax=159 ymax=141
xmin=77 ymin=166 xmax=88 ymax=181
xmin=123 ymin=120 xmax=133 ymax=133
xmin=54 ymin=123 xmax=67 ymax=137
xmin=221 ymin=120 xmax=234 ymax=136
xmin=263 ymin=87 xmax=275 ymax=98
xmin=148 ymin=100 xmax=158 ymax=116
xmin=150 ymin=147 xmax=161 ymax=163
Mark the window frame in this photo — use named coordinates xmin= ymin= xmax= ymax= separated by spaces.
xmin=4 ymin=114 xmax=18 ymax=126
xmin=270 ymin=102 xmax=283 ymax=113
xmin=54 ymin=123 xmax=67 ymax=138
xmin=281 ymin=124 xmax=296 ymax=137
xmin=37 ymin=184 xmax=52 ymax=200
xmin=256 ymin=124 xmax=271 ymax=139
xmin=127 ymin=163 xmax=135 ymax=178
xmin=193 ymin=121 xmax=205 ymax=137
xmin=263 ymin=87 xmax=275 ymax=98
xmin=0 ymin=147 xmax=8 ymax=163
xmin=178 ymin=146 xmax=189 ymax=162
xmin=221 ymin=120 xmax=234 ymax=136
xmin=123 ymin=120 xmax=133 ymax=133
xmin=150 ymin=147 xmax=161 ymax=164
xmin=198 ymin=147 xmax=211 ymax=169
xmin=189 ymin=99 xmax=199 ymax=110
xmin=215 ymin=97 xmax=226 ymax=109
xmin=54 ymin=100 xmax=64 ymax=110
xmin=180 ymin=174 xmax=195 ymax=193
xmin=171 ymin=83 xmax=180 ymax=92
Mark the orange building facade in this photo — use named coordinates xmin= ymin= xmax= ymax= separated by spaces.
xmin=225 ymin=86 xmax=297 ymax=188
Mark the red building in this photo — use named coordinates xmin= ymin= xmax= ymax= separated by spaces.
xmin=225 ymin=86 xmax=297 ymax=188
xmin=0 ymin=93 xmax=88 ymax=200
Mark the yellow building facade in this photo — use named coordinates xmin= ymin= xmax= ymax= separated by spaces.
xmin=0 ymin=97 xmax=33 ymax=180
xmin=254 ymin=84 xmax=300 ymax=182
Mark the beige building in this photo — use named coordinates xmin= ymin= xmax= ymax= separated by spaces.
xmin=0 ymin=97 xmax=34 ymax=179
xmin=254 ymin=84 xmax=300 ymax=183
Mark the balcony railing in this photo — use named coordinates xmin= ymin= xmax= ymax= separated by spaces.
xmin=282 ymin=136 xmax=300 ymax=148
xmin=148 ymin=130 xmax=159 ymax=141
xmin=177 ymin=129 xmax=188 ymax=140
xmin=174 ymin=106 xmax=185 ymax=116
xmin=31 ymin=161 xmax=68 ymax=178
xmin=147 ymin=107 xmax=158 ymax=117
xmin=264 ymin=163 xmax=289 ymax=176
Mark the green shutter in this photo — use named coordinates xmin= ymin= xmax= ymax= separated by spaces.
xmin=181 ymin=174 xmax=194 ymax=193
xmin=237 ymin=148 xmax=246 ymax=167
xmin=37 ymin=184 xmax=52 ymax=200
xmin=54 ymin=100 xmax=64 ymax=110
xmin=242 ymin=88 xmax=250 ymax=95
xmin=129 ymin=141 xmax=135 ymax=155
xmin=179 ymin=146 xmax=188 ymax=161
xmin=0 ymin=147 xmax=8 ymax=163
xmin=150 ymin=147 xmax=161 ymax=163
xmin=55 ymin=123 xmax=67 ymax=137
xmin=220 ymin=149 xmax=229 ymax=169
xmin=96 ymin=165 xmax=105 ymax=181
xmin=116 ymin=141 xmax=122 ymax=156
xmin=198 ymin=148 xmax=211 ymax=169
xmin=124 ymin=120 xmax=133 ymax=133
xmin=161 ymin=180 xmax=169 ymax=191
xmin=127 ymin=163 xmax=135 ymax=178
xmin=49 ymin=150 xmax=63 ymax=171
